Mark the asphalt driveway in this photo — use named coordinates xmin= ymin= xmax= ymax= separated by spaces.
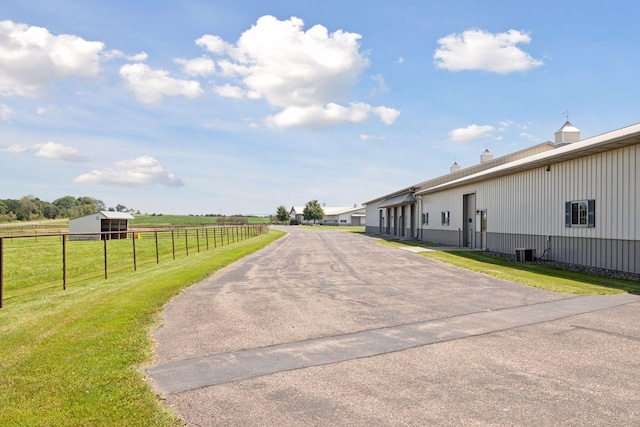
xmin=146 ymin=226 xmax=640 ymax=426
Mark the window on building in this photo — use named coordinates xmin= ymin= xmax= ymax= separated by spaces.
xmin=422 ymin=212 xmax=429 ymax=225
xmin=565 ymin=200 xmax=595 ymax=227
xmin=480 ymin=210 xmax=487 ymax=232
xmin=441 ymin=211 xmax=450 ymax=226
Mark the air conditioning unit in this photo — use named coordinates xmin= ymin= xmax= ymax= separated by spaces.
xmin=515 ymin=248 xmax=536 ymax=262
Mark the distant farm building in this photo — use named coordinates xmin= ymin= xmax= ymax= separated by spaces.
xmin=69 ymin=211 xmax=135 ymax=241
xmin=290 ymin=205 xmax=366 ymax=226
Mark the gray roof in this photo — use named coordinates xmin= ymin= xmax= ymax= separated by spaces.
xmin=364 ymin=142 xmax=555 ymax=206
xmin=378 ymin=192 xmax=417 ymax=208
xmin=70 ymin=211 xmax=135 ymax=221
xmin=417 ymin=122 xmax=640 ymax=196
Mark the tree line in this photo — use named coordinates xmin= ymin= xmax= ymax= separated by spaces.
xmin=0 ymin=195 xmax=137 ymax=222
xmin=275 ymin=200 xmax=324 ymax=224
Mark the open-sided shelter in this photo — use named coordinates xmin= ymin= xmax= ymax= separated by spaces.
xmin=69 ymin=211 xmax=135 ymax=241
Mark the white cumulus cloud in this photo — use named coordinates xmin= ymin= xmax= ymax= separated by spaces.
xmin=119 ymin=63 xmax=203 ymax=104
xmin=372 ymin=106 xmax=401 ymax=125
xmin=74 ymin=155 xmax=184 ymax=187
xmin=34 ymin=141 xmax=88 ymax=162
xmin=214 ymin=83 xmax=244 ymax=99
xmin=0 ymin=20 xmax=104 ymax=97
xmin=450 ymin=124 xmax=495 ymax=143
xmin=175 ymin=56 xmax=216 ymax=76
xmin=434 ymin=29 xmax=543 ymax=74
xmin=102 ymin=49 xmax=148 ymax=62
xmin=267 ymin=103 xmax=369 ymax=129
xmin=2 ymin=144 xmax=28 ymax=153
xmin=196 ymin=34 xmax=231 ymax=55
xmin=198 ymin=15 xmax=399 ymax=128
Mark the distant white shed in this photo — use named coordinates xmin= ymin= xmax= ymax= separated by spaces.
xmin=69 ymin=211 xmax=135 ymax=241
xmin=289 ymin=205 xmax=366 ymax=225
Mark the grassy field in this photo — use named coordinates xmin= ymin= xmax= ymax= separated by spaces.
xmin=0 ymin=215 xmax=271 ymax=232
xmin=378 ymin=239 xmax=640 ymax=295
xmin=132 ymin=214 xmax=270 ymax=227
xmin=2 ymin=227 xmax=259 ymax=305
xmin=0 ymin=228 xmax=285 ymax=427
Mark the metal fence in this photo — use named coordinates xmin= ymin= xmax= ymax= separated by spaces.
xmin=0 ymin=224 xmax=268 ymax=308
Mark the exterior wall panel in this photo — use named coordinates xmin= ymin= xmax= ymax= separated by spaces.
xmin=485 ymin=232 xmax=638 ymax=273
xmin=69 ymin=214 xmax=102 ymax=240
xmin=423 ymin=229 xmax=460 ymax=246
xmin=415 ymin=143 xmax=639 ymax=273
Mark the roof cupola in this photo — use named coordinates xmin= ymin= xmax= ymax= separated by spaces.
xmin=554 ymin=121 xmax=581 ymax=145
xmin=480 ymin=149 xmax=493 ymax=163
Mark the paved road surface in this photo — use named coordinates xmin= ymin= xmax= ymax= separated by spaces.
xmin=146 ymin=227 xmax=640 ymax=426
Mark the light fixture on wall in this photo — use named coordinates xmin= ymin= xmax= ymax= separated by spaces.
xmin=546 ymin=165 xmax=551 ymax=172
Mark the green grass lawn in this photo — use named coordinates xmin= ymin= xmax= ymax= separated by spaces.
xmin=0 ymin=229 xmax=285 ymax=427
xmin=133 ymin=214 xmax=270 ymax=227
xmin=377 ymin=239 xmax=640 ymax=295
xmin=2 ymin=227 xmax=252 ymax=304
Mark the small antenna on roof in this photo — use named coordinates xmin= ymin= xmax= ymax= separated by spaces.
xmin=564 ymin=110 xmax=570 ymax=121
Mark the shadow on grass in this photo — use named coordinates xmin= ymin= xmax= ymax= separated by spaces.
xmin=428 ymin=250 xmax=640 ymax=295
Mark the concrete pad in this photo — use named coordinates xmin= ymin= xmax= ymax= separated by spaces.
xmin=147 ymin=294 xmax=637 ymax=395
xmin=146 ymin=226 xmax=640 ymax=426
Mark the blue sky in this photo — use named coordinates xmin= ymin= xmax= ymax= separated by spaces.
xmin=1 ymin=1 xmax=639 ymax=215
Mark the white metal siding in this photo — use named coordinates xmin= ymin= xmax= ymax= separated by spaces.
xmin=420 ymin=144 xmax=639 ymax=241
xmin=365 ymin=202 xmax=381 ymax=227
xmin=69 ymin=214 xmax=102 ymax=234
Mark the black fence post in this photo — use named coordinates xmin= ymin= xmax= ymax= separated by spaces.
xmin=172 ymin=230 xmax=176 ymax=260
xmin=62 ymin=235 xmax=67 ymax=291
xmin=132 ymin=231 xmax=137 ymax=271
xmin=155 ymin=231 xmax=159 ymax=264
xmin=205 ymin=228 xmax=209 ymax=251
xmin=103 ymin=237 xmax=108 ymax=280
xmin=196 ymin=229 xmax=200 ymax=253
xmin=185 ymin=229 xmax=189 ymax=256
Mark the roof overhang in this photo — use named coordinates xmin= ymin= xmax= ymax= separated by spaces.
xmin=378 ymin=192 xmax=417 ymax=208
xmin=100 ymin=211 xmax=135 ymax=220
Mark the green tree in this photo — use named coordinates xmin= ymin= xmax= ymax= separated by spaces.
xmin=77 ymin=196 xmax=106 ymax=212
xmin=53 ymin=196 xmax=76 ymax=218
xmin=42 ymin=202 xmax=57 ymax=219
xmin=303 ymin=200 xmax=324 ymax=224
xmin=18 ymin=196 xmax=38 ymax=220
xmin=275 ymin=205 xmax=290 ymax=223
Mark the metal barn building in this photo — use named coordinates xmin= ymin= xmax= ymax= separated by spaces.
xmin=68 ymin=211 xmax=135 ymax=241
xmin=290 ymin=205 xmax=366 ymax=226
xmin=364 ymin=121 xmax=640 ymax=274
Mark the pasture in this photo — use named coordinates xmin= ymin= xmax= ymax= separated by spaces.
xmin=0 ymin=226 xmax=284 ymax=426
xmin=1 ymin=226 xmax=264 ymax=307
